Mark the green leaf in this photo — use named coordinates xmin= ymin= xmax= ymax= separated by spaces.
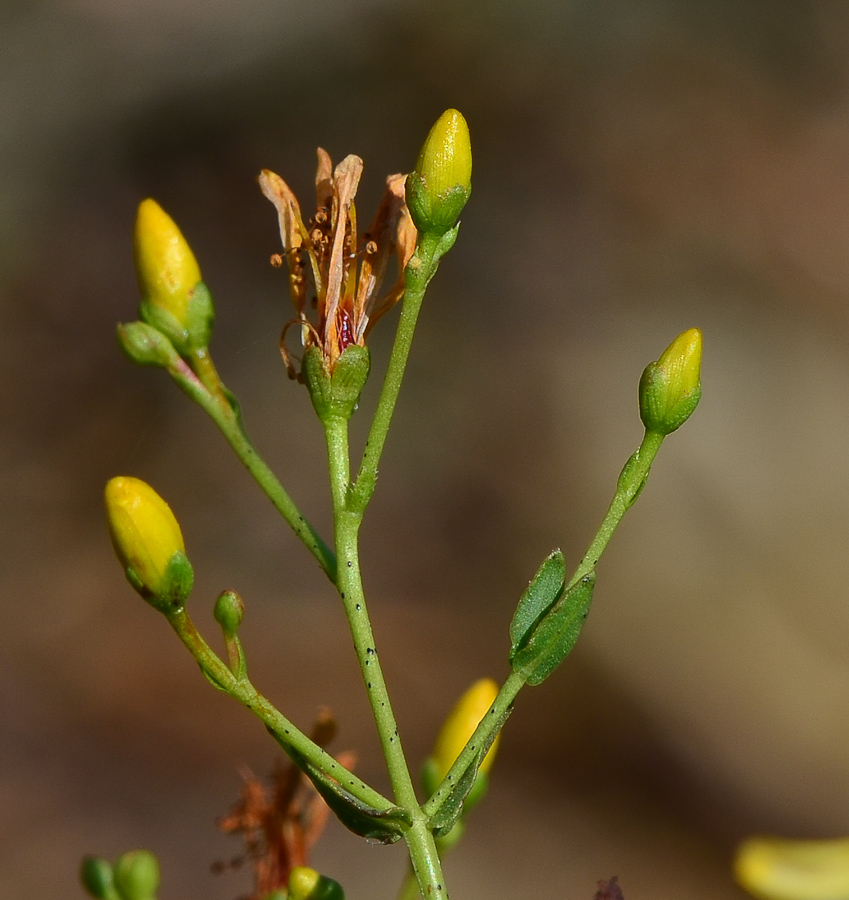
xmin=510 ymin=572 xmax=596 ymax=686
xmin=287 ymin=748 xmax=411 ymax=844
xmin=509 ymin=550 xmax=566 ymax=656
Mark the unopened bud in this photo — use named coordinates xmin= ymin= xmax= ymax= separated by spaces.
xmin=288 ymin=866 xmax=345 ymax=900
xmin=112 ymin=850 xmax=160 ymax=900
xmin=406 ymin=109 xmax=472 ymax=236
xmin=104 ymin=476 xmax=193 ymax=612
xmin=639 ymin=327 xmax=702 ymax=435
xmin=734 ymin=836 xmax=849 ymax=900
xmin=213 ymin=590 xmax=244 ymax=637
xmin=134 ymin=199 xmax=212 ymax=353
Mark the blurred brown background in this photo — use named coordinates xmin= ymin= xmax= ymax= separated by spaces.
xmin=5 ymin=1 xmax=849 ymax=898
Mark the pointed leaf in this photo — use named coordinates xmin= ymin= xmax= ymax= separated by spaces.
xmin=510 ymin=572 xmax=596 ymax=685
xmin=509 ymin=550 xmax=566 ymax=655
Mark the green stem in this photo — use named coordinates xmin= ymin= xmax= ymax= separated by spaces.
xmin=167 ymin=607 xmax=392 ymax=812
xmin=349 ymin=231 xmax=443 ymax=515
xmin=422 ymin=671 xmax=524 ymax=821
xmin=424 ymin=431 xmax=667 ymax=825
xmin=324 ymin=414 xmax=448 ymax=899
xmin=565 ymin=429 xmax=664 ymax=592
xmin=167 ymin=358 xmax=337 ymax=581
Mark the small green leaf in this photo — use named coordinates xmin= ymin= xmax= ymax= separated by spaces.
xmin=288 ymin=748 xmax=411 ymax=844
xmin=509 ymin=550 xmax=566 ymax=656
xmin=510 ymin=572 xmax=596 ymax=686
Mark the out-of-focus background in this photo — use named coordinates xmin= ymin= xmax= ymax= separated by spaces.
xmin=6 ymin=1 xmax=849 ymax=897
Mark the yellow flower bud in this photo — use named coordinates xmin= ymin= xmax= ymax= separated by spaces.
xmin=288 ymin=866 xmax=345 ymax=900
xmin=104 ymin=476 xmax=193 ymax=611
xmin=639 ymin=327 xmax=703 ymax=436
xmin=431 ymin=678 xmax=500 ymax=783
xmin=734 ymin=836 xmax=849 ymax=900
xmin=134 ymin=199 xmax=212 ymax=353
xmin=407 ymin=109 xmax=472 ymax=236
xmin=134 ymin=199 xmax=201 ymax=322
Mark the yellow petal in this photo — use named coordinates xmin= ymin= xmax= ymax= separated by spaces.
xmin=735 ymin=836 xmax=849 ymax=900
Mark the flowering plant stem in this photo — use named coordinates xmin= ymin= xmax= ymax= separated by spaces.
xmin=319 ymin=231 xmax=457 ymax=900
xmin=165 ymin=607 xmax=391 ymax=812
xmin=422 ymin=429 xmax=666 ymax=825
xmin=350 ymin=229 xmax=450 ymax=514
xmin=166 ymin=356 xmax=337 ymax=581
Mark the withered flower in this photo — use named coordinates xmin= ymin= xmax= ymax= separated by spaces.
xmin=260 ymin=150 xmax=417 ymax=377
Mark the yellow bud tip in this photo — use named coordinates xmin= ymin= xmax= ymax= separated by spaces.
xmin=657 ymin=327 xmax=702 ymax=390
xmin=288 ymin=867 xmax=322 ymax=900
xmin=734 ymin=836 xmax=849 ymax=900
xmin=639 ymin=327 xmax=703 ymax=436
xmin=104 ymin=476 xmax=185 ymax=598
xmin=416 ymin=108 xmax=472 ymax=197
xmin=134 ymin=198 xmax=202 ymax=324
xmin=432 ymin=678 xmax=500 ymax=782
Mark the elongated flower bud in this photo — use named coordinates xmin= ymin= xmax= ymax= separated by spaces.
xmin=639 ymin=327 xmax=702 ymax=435
xmin=134 ymin=199 xmax=212 ymax=353
xmin=431 ymin=678 xmax=500 ymax=783
xmin=104 ymin=476 xmax=193 ymax=612
xmin=406 ymin=109 xmax=472 ymax=236
xmin=735 ymin=836 xmax=849 ymax=900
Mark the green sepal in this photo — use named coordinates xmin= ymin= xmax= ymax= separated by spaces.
xmin=138 ymin=299 xmax=191 ymax=356
xmin=406 ymin=171 xmax=470 ymax=237
xmin=286 ymin=747 xmax=411 ymax=843
xmin=509 ymin=550 xmax=566 ymax=656
xmin=123 ymin=551 xmax=193 ymax=614
xmin=113 ymin=849 xmax=160 ymax=900
xmin=80 ymin=856 xmax=119 ymax=900
xmin=425 ymin=706 xmax=510 ymax=837
xmin=116 ymin=322 xmax=181 ymax=369
xmin=133 ymin=551 xmax=193 ymax=614
xmin=510 ymin=573 xmax=596 ymax=686
xmin=139 ymin=281 xmax=213 ymax=356
xmin=185 ymin=281 xmax=214 ymax=351
xmin=302 ymin=345 xmax=370 ymax=422
xmin=288 ymin=870 xmax=346 ymax=900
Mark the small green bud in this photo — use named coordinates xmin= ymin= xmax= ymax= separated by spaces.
xmin=113 ymin=850 xmax=160 ymax=900
xmin=639 ymin=327 xmax=702 ymax=436
xmin=116 ymin=321 xmax=181 ymax=369
xmin=430 ymin=679 xmax=499 ymax=784
xmin=213 ymin=589 xmax=244 ymax=637
xmin=734 ymin=836 xmax=849 ymax=900
xmin=104 ymin=476 xmax=193 ymax=613
xmin=134 ymin=198 xmax=212 ymax=354
xmin=288 ymin=866 xmax=345 ymax=900
xmin=80 ymin=856 xmax=118 ymax=900
xmin=406 ymin=109 xmax=472 ymax=235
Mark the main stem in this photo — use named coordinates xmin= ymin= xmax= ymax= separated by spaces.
xmin=324 ymin=415 xmax=448 ymax=899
